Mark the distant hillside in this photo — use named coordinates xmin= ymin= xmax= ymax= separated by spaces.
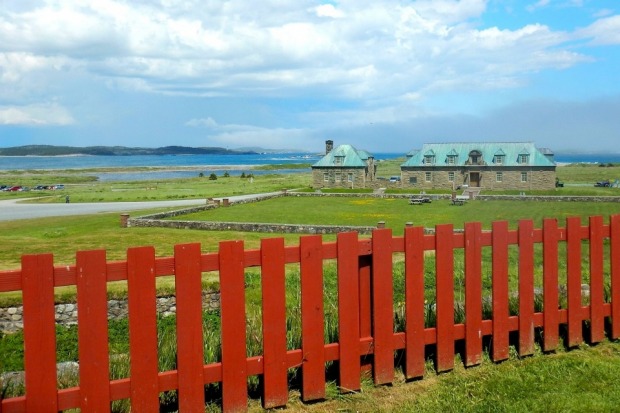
xmin=0 ymin=145 xmax=257 ymax=156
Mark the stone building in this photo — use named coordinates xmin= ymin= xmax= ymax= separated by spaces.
xmin=400 ymin=142 xmax=557 ymax=191
xmin=311 ymin=141 xmax=377 ymax=189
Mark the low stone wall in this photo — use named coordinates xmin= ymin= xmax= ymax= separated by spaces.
xmin=0 ymin=292 xmax=220 ymax=334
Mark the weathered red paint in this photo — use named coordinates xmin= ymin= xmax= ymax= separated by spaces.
xmin=127 ymin=246 xmax=160 ymax=411
xmin=464 ymin=222 xmax=482 ymax=366
xmin=543 ymin=218 xmax=560 ymax=352
xmin=518 ymin=220 xmax=535 ymax=356
xmin=435 ymin=224 xmax=454 ymax=372
xmin=566 ymin=217 xmax=583 ymax=348
xmin=589 ymin=216 xmax=605 ymax=343
xmin=76 ymin=250 xmax=111 ymax=411
xmin=219 ymin=241 xmax=247 ymax=412
xmin=337 ymin=232 xmax=361 ymax=391
xmin=404 ymin=226 xmax=426 ymax=378
xmin=300 ymin=235 xmax=326 ymax=401
xmin=492 ymin=221 xmax=510 ymax=361
xmin=371 ymin=228 xmax=394 ymax=385
xmin=22 ymin=254 xmax=58 ymax=412
xmin=260 ymin=238 xmax=288 ymax=409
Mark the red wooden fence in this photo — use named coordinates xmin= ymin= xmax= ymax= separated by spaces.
xmin=1 ymin=215 xmax=620 ymax=412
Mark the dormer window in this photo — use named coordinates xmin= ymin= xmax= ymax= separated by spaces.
xmin=494 ymin=149 xmax=505 ymax=164
xmin=446 ymin=149 xmax=458 ymax=165
xmin=468 ymin=150 xmax=482 ymax=165
xmin=424 ymin=149 xmax=436 ymax=165
xmin=518 ymin=153 xmax=529 ymax=164
xmin=334 ymin=156 xmax=343 ymax=165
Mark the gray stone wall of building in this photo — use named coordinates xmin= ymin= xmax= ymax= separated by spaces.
xmin=400 ymin=168 xmax=556 ymax=191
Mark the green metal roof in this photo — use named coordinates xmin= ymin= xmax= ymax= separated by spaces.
xmin=401 ymin=142 xmax=555 ymax=167
xmin=312 ymin=144 xmax=370 ymax=168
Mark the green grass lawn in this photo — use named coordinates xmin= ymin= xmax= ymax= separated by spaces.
xmin=177 ymin=196 xmax=620 ymax=233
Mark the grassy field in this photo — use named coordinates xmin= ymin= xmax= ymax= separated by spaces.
xmin=2 ymin=163 xmax=620 ymax=411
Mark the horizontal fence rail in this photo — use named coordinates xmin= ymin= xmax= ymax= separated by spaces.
xmin=1 ymin=215 xmax=619 ymax=411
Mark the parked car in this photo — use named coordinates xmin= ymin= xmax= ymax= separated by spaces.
xmin=389 ymin=176 xmax=401 ymax=182
xmin=8 ymin=186 xmax=23 ymax=191
xmin=595 ymin=180 xmax=611 ymax=187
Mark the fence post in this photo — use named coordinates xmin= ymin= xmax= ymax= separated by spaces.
xmin=464 ymin=222 xmax=482 ymax=366
xmin=518 ymin=220 xmax=535 ymax=356
xmin=127 ymin=246 xmax=159 ymax=411
xmin=371 ymin=228 xmax=394 ymax=385
xmin=219 ymin=240 xmax=248 ymax=412
xmin=611 ymin=215 xmax=620 ymax=339
xmin=404 ymin=226 xmax=426 ymax=378
xmin=76 ymin=250 xmax=111 ymax=411
xmin=337 ymin=232 xmax=362 ymax=391
xmin=435 ymin=224 xmax=455 ymax=372
xmin=589 ymin=215 xmax=605 ymax=343
xmin=261 ymin=238 xmax=288 ymax=409
xmin=300 ymin=235 xmax=326 ymax=401
xmin=543 ymin=218 xmax=560 ymax=352
xmin=22 ymin=254 xmax=58 ymax=412
xmin=566 ymin=217 xmax=583 ymax=348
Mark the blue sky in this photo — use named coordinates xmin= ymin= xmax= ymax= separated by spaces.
xmin=1 ymin=0 xmax=619 ymax=154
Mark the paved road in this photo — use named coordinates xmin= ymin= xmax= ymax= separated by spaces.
xmin=0 ymin=192 xmax=282 ymax=222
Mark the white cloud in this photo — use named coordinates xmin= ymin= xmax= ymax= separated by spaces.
xmin=0 ymin=103 xmax=75 ymax=126
xmin=576 ymin=15 xmax=620 ymax=46
xmin=314 ymin=4 xmax=345 ymax=19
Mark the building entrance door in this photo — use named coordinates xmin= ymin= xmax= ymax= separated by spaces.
xmin=469 ymin=172 xmax=480 ymax=187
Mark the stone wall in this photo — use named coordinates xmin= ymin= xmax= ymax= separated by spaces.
xmin=0 ymin=292 xmax=221 ymax=334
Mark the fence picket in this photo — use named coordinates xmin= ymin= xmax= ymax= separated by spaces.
xmin=337 ymin=232 xmax=362 ymax=391
xmin=543 ymin=219 xmax=560 ymax=352
xmin=371 ymin=228 xmax=394 ymax=385
xmin=492 ymin=221 xmax=510 ymax=361
xmin=260 ymin=238 xmax=288 ymax=409
xmin=566 ymin=217 xmax=583 ymax=348
xmin=300 ymin=235 xmax=326 ymax=401
xmin=22 ymin=254 xmax=58 ymax=412
xmin=127 ymin=246 xmax=159 ymax=411
xmin=405 ymin=226 xmax=426 ymax=377
xmin=219 ymin=241 xmax=248 ymax=412
xmin=589 ymin=216 xmax=605 ymax=343
xmin=76 ymin=250 xmax=111 ymax=411
xmin=464 ymin=222 xmax=482 ymax=366
xmin=175 ymin=243 xmax=206 ymax=412
xmin=518 ymin=220 xmax=535 ymax=356
xmin=435 ymin=224 xmax=454 ymax=372
xmin=611 ymin=215 xmax=620 ymax=339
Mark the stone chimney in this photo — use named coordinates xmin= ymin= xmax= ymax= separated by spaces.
xmin=325 ymin=140 xmax=333 ymax=155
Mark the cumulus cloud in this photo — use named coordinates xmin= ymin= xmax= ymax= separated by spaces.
xmin=0 ymin=103 xmax=75 ymax=126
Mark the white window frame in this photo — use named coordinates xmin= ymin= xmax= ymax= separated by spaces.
xmin=347 ymin=173 xmax=353 ymax=182
xmin=425 ymin=172 xmax=432 ymax=182
xmin=495 ymin=155 xmax=504 ymax=164
xmin=496 ymin=172 xmax=503 ymax=182
xmin=521 ymin=172 xmax=528 ymax=182
xmin=323 ymin=173 xmax=329 ymax=182
xmin=335 ymin=172 xmax=341 ymax=182
xmin=519 ymin=154 xmax=529 ymax=164
xmin=448 ymin=172 xmax=455 ymax=182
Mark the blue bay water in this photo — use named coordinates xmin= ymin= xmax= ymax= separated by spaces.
xmin=0 ymin=152 xmax=402 ymax=182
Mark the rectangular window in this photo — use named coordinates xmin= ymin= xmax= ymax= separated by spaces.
xmin=448 ymin=172 xmax=455 ymax=182
xmin=425 ymin=172 xmax=432 ymax=182
xmin=335 ymin=173 xmax=341 ymax=182
xmin=447 ymin=156 xmax=455 ymax=165
xmin=348 ymin=173 xmax=353 ymax=182
xmin=323 ymin=173 xmax=329 ymax=182
xmin=519 ymin=155 xmax=528 ymax=164
xmin=521 ymin=172 xmax=528 ymax=182
xmin=409 ymin=176 xmax=417 ymax=184
xmin=495 ymin=155 xmax=503 ymax=164
xmin=496 ymin=172 xmax=503 ymax=182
